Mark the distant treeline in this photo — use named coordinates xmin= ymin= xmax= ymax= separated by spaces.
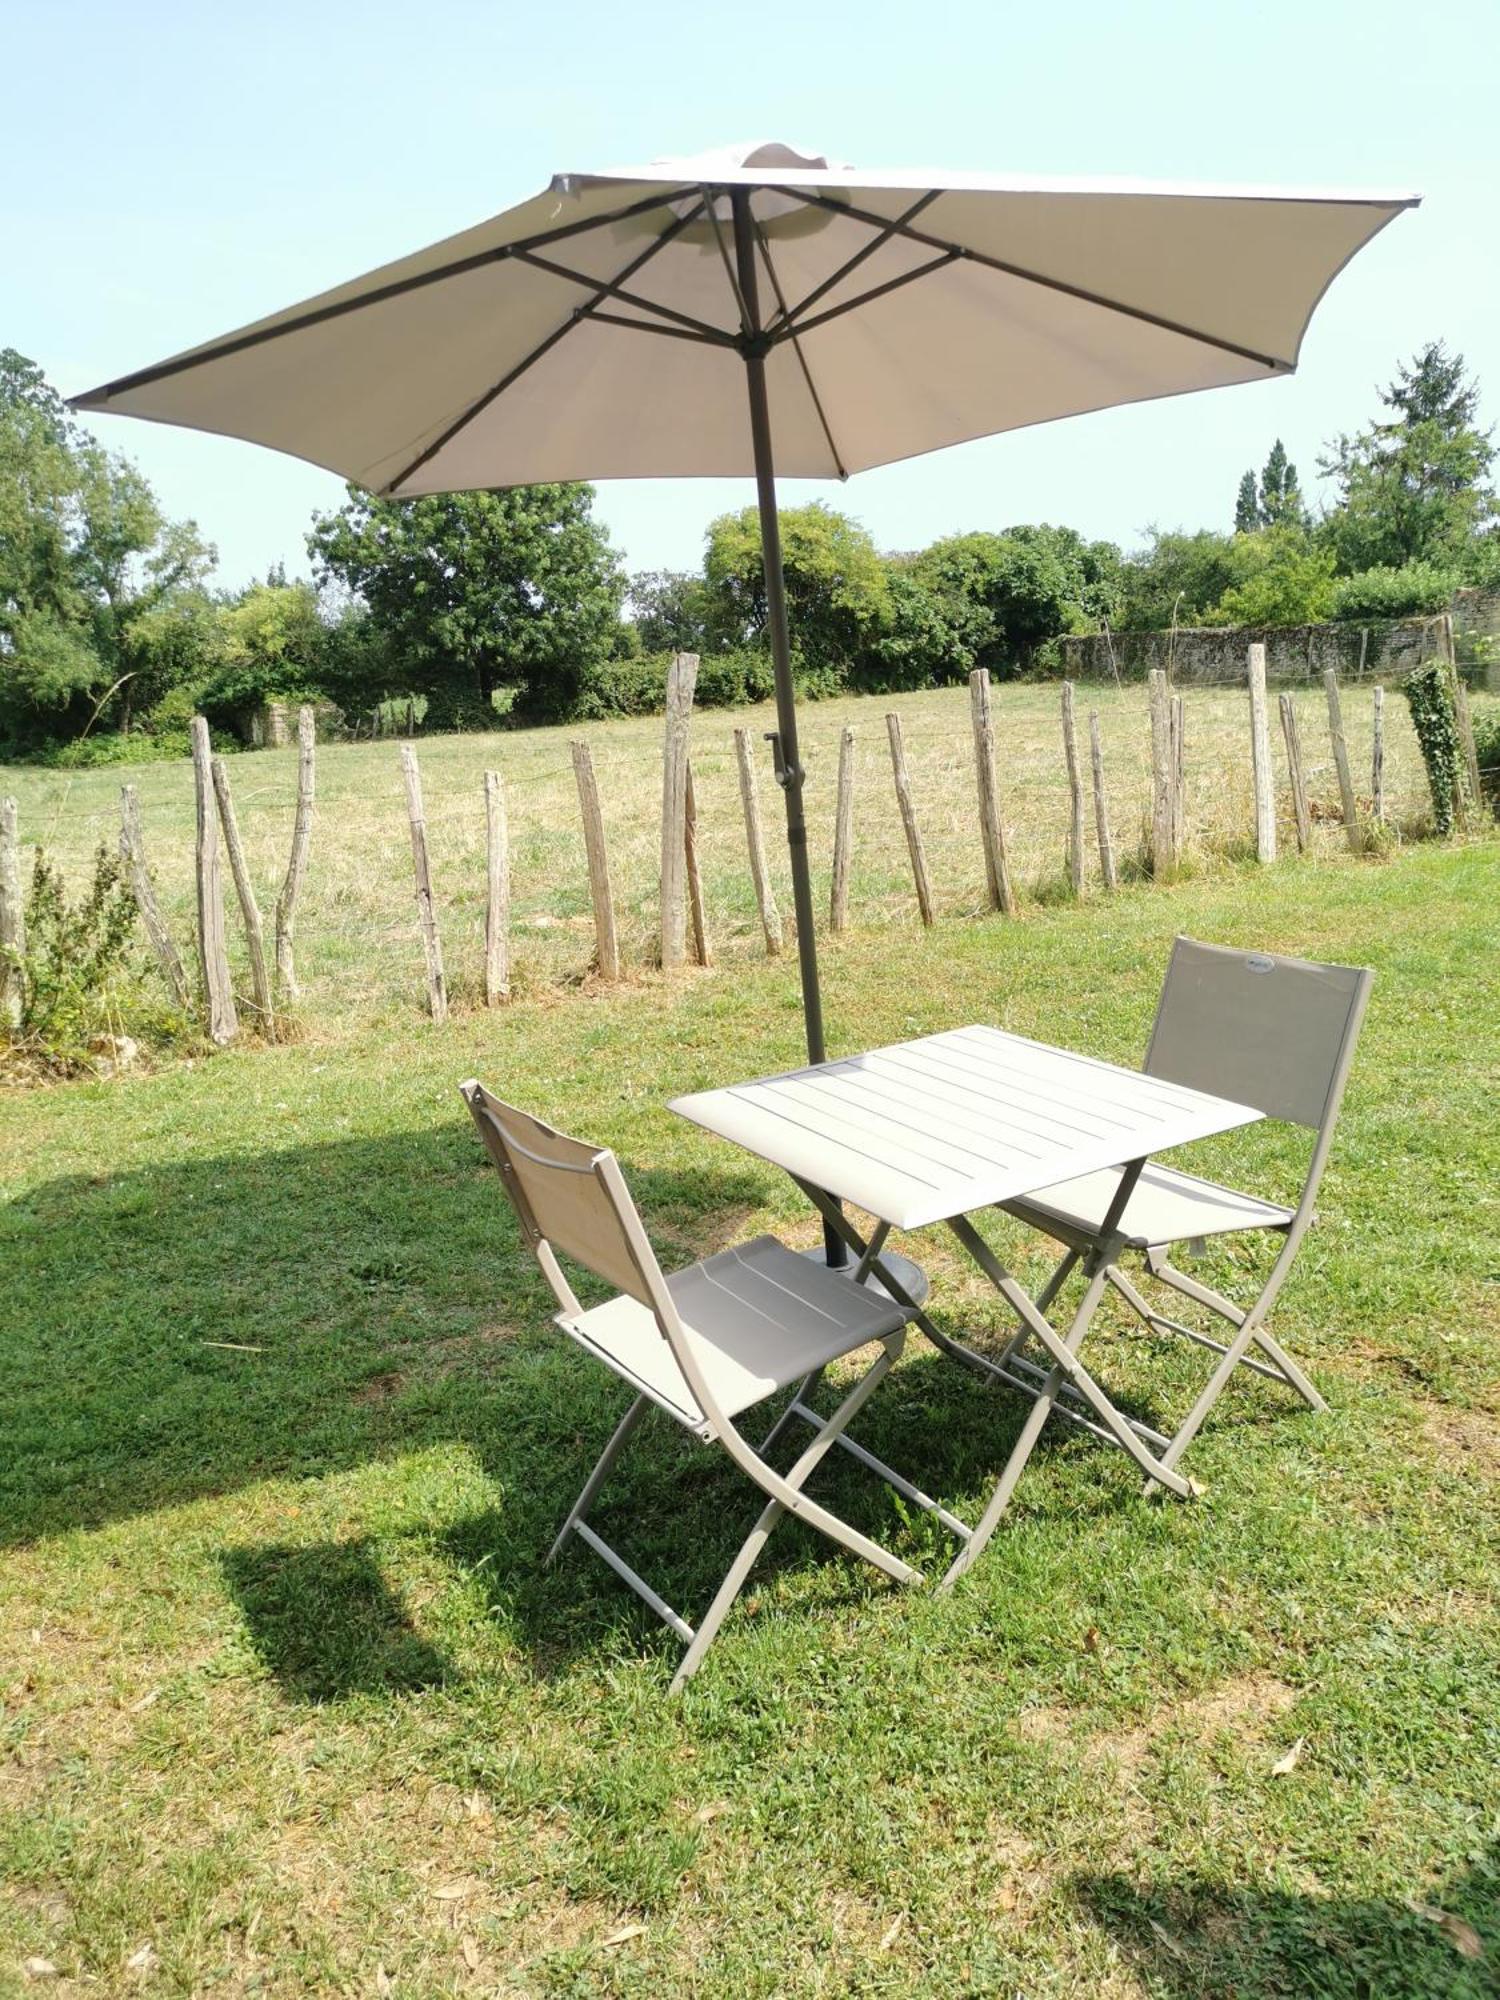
xmin=2 ymin=340 xmax=1495 ymax=763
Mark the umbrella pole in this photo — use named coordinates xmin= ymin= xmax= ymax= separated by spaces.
xmin=731 ymin=190 xmax=845 ymax=1268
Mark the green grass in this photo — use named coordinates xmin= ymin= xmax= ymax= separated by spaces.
xmin=1 ymin=702 xmax=1498 ymax=1995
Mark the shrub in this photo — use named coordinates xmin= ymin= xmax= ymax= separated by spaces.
xmin=853 ymin=572 xmax=972 ymax=693
xmin=1204 ymin=530 xmax=1337 ymax=626
xmin=1402 ymin=661 xmax=1464 ymax=835
xmin=46 ymin=728 xmax=193 ymax=770
xmin=1331 ymin=563 xmax=1457 ymax=622
xmin=2 ymin=845 xmax=187 ymax=1077
xmin=696 ymin=649 xmax=778 ymax=708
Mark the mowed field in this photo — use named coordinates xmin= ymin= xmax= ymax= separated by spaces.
xmin=0 ymin=684 xmax=1498 ymax=1997
xmin=0 ymin=677 xmax=1461 ymax=1026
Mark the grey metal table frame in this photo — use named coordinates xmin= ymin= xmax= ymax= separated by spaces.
xmin=671 ymin=1025 xmax=1263 ymax=1588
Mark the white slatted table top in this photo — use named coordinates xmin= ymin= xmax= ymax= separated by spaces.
xmin=669 ymin=1025 xmax=1262 ymax=1231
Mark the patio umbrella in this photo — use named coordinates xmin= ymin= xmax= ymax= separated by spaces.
xmin=75 ymin=141 xmax=1416 ymax=1075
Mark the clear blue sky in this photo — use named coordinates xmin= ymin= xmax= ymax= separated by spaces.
xmin=6 ymin=0 xmax=1496 ymax=588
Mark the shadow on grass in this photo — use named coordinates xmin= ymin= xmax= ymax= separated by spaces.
xmin=1074 ymin=1845 xmax=1496 ymax=2000
xmin=3 ymin=1114 xmax=1219 ymax=1680
xmin=0 ymin=1121 xmax=759 ymax=1547
xmin=220 ymin=1538 xmax=453 ymax=1701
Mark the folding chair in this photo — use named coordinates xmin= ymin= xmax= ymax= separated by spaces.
xmin=994 ymin=937 xmax=1373 ymax=1484
xmin=460 ymin=1081 xmax=923 ymax=1691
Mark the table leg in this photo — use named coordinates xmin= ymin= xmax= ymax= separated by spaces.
xmin=791 ymin=1178 xmax=1011 ymax=1385
xmin=936 ymin=1161 xmax=1194 ymax=1589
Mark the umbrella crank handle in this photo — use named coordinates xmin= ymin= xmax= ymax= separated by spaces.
xmin=764 ymin=731 xmax=802 ymax=790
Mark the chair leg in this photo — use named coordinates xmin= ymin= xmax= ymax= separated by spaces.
xmin=1160 ymin=1267 xmax=1326 ymax=1414
xmin=1145 ymin=1310 xmax=1283 ymax=1487
xmin=670 ymin=1340 xmax=917 ymax=1693
xmin=547 ymin=1393 xmax=650 ymax=1564
xmin=759 ymin=1369 xmax=823 ymax=1454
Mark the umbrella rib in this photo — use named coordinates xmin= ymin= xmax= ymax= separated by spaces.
xmin=784 ymin=188 xmax=1295 ymax=372
xmin=769 ymin=251 xmax=960 ymax=345
xmin=509 ymin=248 xmax=736 ymax=344
xmin=766 ymin=190 xmax=942 ymax=335
xmin=585 ymin=309 xmax=731 ymax=347
xmin=754 ymin=226 xmax=848 ymax=481
xmin=75 ymin=187 xmax=698 ymax=407
xmin=380 ymin=200 xmax=706 ymax=494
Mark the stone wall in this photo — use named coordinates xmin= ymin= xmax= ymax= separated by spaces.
xmin=1054 ymin=589 xmax=1500 ymax=688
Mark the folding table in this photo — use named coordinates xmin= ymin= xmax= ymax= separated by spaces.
xmin=670 ymin=1024 xmax=1262 ymax=1587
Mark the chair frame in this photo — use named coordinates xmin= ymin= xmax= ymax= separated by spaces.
xmin=993 ymin=937 xmax=1373 ymax=1485
xmin=461 ymin=1082 xmax=923 ymax=1691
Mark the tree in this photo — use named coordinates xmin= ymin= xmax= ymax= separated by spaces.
xmin=1321 ymin=342 xmax=1495 ymax=572
xmin=1113 ymin=529 xmax=1244 ymax=633
xmin=1 ymin=351 xmax=216 ymax=747
xmin=72 ymin=447 xmax=215 ymax=730
xmin=307 ymin=484 xmax=626 ymax=728
xmin=1204 ymin=528 xmax=1337 ymax=626
xmin=1002 ymin=523 xmax=1123 ymax=627
xmin=1233 ymin=439 xmax=1304 ymax=532
xmin=1 ymin=350 xmax=88 ymax=740
xmin=1259 ymin=439 xmax=1304 ymax=527
xmin=1234 ymin=470 xmax=1260 ymax=535
xmin=857 ymin=569 xmax=972 ymax=692
xmin=702 ymin=502 xmax=890 ymax=691
xmin=195 ymin=578 xmax=328 ymax=733
xmin=912 ymin=529 xmax=1095 ymax=675
xmin=627 ymin=569 xmax=710 ymax=654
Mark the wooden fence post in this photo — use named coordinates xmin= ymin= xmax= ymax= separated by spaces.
xmin=830 ymin=725 xmax=857 ymax=935
xmin=1171 ymin=694 xmax=1187 ymax=854
xmin=1147 ymin=670 xmax=1179 ymax=879
xmin=211 ymin=754 xmax=274 ymax=1030
xmin=1323 ymin=669 xmax=1363 ymax=853
xmin=734 ymin=727 xmax=782 ymax=956
xmin=119 ymin=785 xmax=189 ymax=1007
xmin=1088 ymin=710 xmax=1118 ymax=892
xmin=969 ymin=667 xmax=1017 ymax=917
xmin=399 ymin=742 xmax=447 ymax=1022
xmin=659 ymin=652 xmax=698 ymax=968
xmin=274 ymin=704 xmax=315 ymax=1000
xmin=570 ymin=741 xmax=620 ymax=982
xmin=483 ymin=768 xmax=511 ymax=1003
xmin=886 ymin=711 xmax=935 ymax=927
xmin=1247 ymin=641 xmax=1276 ymax=863
xmin=1061 ymin=681 xmax=1085 ymax=897
xmin=1371 ymin=686 xmax=1385 ymax=826
xmin=0 ymin=796 xmax=22 ymax=1033
xmin=684 ymin=760 xmax=712 ymax=968
xmin=1279 ymin=695 xmax=1312 ymax=854
xmin=191 ymin=716 xmax=238 ymax=1045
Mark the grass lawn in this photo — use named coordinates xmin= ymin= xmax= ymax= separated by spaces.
xmin=1 ymin=704 xmax=1497 ymax=1994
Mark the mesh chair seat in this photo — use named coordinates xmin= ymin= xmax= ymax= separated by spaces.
xmin=561 ymin=1234 xmax=909 ymax=1435
xmin=1005 ymin=1162 xmax=1294 ymax=1250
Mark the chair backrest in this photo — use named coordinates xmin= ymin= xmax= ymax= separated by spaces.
xmin=1145 ymin=936 xmax=1373 ymax=1134
xmin=460 ymin=1080 xmax=664 ymax=1311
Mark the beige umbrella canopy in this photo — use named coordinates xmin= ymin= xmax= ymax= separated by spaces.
xmin=74 ymin=141 xmax=1417 ymax=1128
xmin=76 ymin=142 xmax=1416 ymax=496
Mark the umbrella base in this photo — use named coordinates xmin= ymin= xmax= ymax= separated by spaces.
xmin=798 ymin=1244 xmax=931 ymax=1308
